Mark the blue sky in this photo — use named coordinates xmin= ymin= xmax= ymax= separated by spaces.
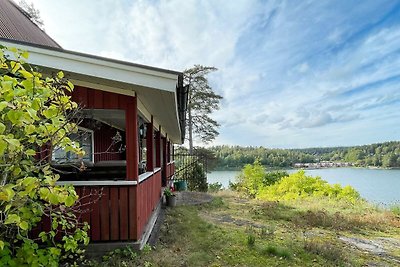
xmin=28 ymin=0 xmax=400 ymax=148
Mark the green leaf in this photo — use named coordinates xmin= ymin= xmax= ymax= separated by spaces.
xmin=1 ymin=81 xmax=13 ymax=92
xmin=18 ymin=70 xmax=33 ymax=79
xmin=21 ymin=51 xmax=29 ymax=59
xmin=19 ymin=221 xmax=29 ymax=231
xmin=39 ymin=187 xmax=50 ymax=200
xmin=39 ymin=232 xmax=47 ymax=242
xmin=4 ymin=138 xmax=20 ymax=148
xmin=0 ymin=123 xmax=5 ymax=134
xmin=0 ymin=101 xmax=8 ymax=111
xmin=0 ymin=240 xmax=4 ymax=250
xmin=65 ymin=195 xmax=75 ymax=207
xmin=48 ymin=193 xmax=59 ymax=205
xmin=7 ymin=110 xmax=22 ymax=124
xmin=25 ymin=125 xmax=35 ymax=135
xmin=25 ymin=149 xmax=36 ymax=156
xmin=21 ymin=79 xmax=33 ymax=90
xmin=5 ymin=214 xmax=20 ymax=224
xmin=57 ymin=71 xmax=64 ymax=79
xmin=42 ymin=107 xmax=58 ymax=119
xmin=0 ymin=139 xmax=7 ymax=155
xmin=31 ymin=98 xmax=41 ymax=111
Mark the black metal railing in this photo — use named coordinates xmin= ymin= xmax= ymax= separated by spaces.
xmin=173 ymin=152 xmax=208 ymax=191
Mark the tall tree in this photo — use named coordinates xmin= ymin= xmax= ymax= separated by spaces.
xmin=184 ymin=65 xmax=222 ymax=154
xmin=18 ymin=0 xmax=44 ymax=29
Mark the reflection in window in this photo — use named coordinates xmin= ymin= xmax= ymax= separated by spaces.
xmin=52 ymin=127 xmax=94 ymax=163
xmin=138 ymin=116 xmax=147 ymax=174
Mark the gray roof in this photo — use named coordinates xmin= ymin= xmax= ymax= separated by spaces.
xmin=0 ymin=0 xmax=60 ymax=48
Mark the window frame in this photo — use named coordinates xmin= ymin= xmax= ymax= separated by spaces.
xmin=52 ymin=126 xmax=95 ymax=163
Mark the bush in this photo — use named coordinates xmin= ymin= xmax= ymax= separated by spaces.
xmin=390 ymin=204 xmax=400 ymax=216
xmin=233 ymin=161 xmax=288 ymax=197
xmin=0 ymin=46 xmax=89 ymax=266
xmin=176 ymin=158 xmax=208 ymax=192
xmin=257 ymin=170 xmax=360 ymax=203
xmin=263 ymin=170 xmax=288 ymax=186
xmin=235 ymin=159 xmax=266 ymax=197
xmin=208 ymin=182 xmax=223 ymax=193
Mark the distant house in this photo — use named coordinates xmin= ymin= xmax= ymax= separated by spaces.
xmin=0 ymin=0 xmax=187 ymax=250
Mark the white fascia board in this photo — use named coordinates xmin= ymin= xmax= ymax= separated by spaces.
xmin=71 ymin=79 xmax=136 ymax=97
xmin=1 ymin=40 xmax=178 ymax=93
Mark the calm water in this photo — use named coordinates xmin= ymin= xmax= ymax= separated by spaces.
xmin=207 ymin=168 xmax=400 ymax=205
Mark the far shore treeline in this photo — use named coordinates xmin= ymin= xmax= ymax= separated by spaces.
xmin=205 ymin=141 xmax=400 ymax=170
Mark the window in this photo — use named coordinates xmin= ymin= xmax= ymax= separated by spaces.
xmin=52 ymin=127 xmax=94 ymax=163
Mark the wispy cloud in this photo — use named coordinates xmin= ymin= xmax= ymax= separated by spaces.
xmin=31 ymin=0 xmax=400 ymax=148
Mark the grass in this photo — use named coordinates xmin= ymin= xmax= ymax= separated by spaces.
xmin=261 ymin=244 xmax=292 ymax=259
xmin=90 ymin=191 xmax=400 ymax=267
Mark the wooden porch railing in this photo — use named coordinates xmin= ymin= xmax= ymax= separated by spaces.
xmin=55 ymin=168 xmax=163 ymax=242
xmin=166 ymin=161 xmax=175 ymax=181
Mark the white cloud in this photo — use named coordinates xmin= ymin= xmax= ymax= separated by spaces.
xmin=26 ymin=0 xmax=400 ymax=148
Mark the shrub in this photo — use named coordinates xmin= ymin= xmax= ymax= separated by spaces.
xmin=304 ymin=238 xmax=346 ymax=263
xmin=208 ymin=182 xmax=223 ymax=193
xmin=0 ymin=46 xmax=89 ymax=266
xmin=176 ymin=158 xmax=208 ymax=192
xmin=263 ymin=170 xmax=288 ymax=186
xmin=257 ymin=170 xmax=360 ymax=203
xmin=389 ymin=204 xmax=400 ymax=216
xmin=235 ymin=159 xmax=266 ymax=197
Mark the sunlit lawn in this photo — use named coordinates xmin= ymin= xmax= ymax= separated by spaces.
xmin=91 ymin=191 xmax=400 ymax=267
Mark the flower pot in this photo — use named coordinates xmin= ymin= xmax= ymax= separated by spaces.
xmin=166 ymin=195 xmax=177 ymax=207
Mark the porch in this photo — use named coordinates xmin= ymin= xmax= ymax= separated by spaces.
xmin=51 ymin=86 xmax=178 ymax=244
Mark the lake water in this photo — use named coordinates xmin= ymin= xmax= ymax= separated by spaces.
xmin=207 ymin=168 xmax=400 ymax=205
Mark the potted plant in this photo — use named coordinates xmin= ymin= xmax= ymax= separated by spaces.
xmin=164 ymin=188 xmax=176 ymax=207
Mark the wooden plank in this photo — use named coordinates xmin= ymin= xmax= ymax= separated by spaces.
xmin=119 ymin=187 xmax=128 ymax=240
xmin=87 ymin=88 xmax=95 ymax=108
xmin=146 ymin=121 xmax=154 ymax=171
xmin=118 ymin=95 xmax=127 ymax=110
xmin=80 ymin=87 xmax=88 ymax=107
xmin=103 ymin=92 xmax=113 ymax=109
xmin=100 ymin=187 xmax=110 ymax=241
xmin=91 ymin=187 xmax=101 ymax=241
xmin=110 ymin=187 xmax=119 ymax=240
xmin=108 ymin=92 xmax=119 ymax=109
xmin=125 ymin=96 xmax=138 ymax=180
xmin=93 ymin=90 xmax=103 ymax=109
xmin=128 ymin=186 xmax=137 ymax=240
xmin=80 ymin=187 xmax=91 ymax=228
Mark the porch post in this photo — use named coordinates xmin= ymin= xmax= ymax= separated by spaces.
xmin=125 ymin=95 xmax=140 ymax=240
xmin=167 ymin=140 xmax=171 ymax=163
xmin=162 ymin=135 xmax=167 ymax=186
xmin=146 ymin=117 xmax=154 ymax=171
xmin=125 ymin=96 xmax=138 ymax=180
xmin=155 ymin=126 xmax=161 ymax=167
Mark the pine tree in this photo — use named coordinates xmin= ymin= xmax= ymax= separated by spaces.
xmin=184 ymin=65 xmax=222 ymax=154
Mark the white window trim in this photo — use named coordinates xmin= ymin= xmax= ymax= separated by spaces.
xmin=52 ymin=126 xmax=95 ymax=163
xmin=77 ymin=126 xmax=95 ymax=163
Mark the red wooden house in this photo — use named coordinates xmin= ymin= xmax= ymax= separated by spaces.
xmin=0 ymin=0 xmax=187 ymax=250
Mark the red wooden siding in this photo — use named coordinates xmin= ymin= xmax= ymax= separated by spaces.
xmin=72 ymin=86 xmax=129 ymax=110
xmin=72 ymin=171 xmax=162 ymax=242
xmin=93 ymin=125 xmax=125 ymax=162
xmin=136 ymin=171 xmax=162 ymax=236
xmin=75 ymin=185 xmax=137 ymax=241
xmin=79 ymin=120 xmax=125 ymax=162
